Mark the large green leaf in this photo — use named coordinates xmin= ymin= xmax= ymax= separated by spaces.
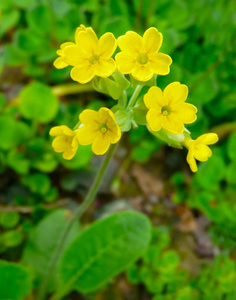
xmin=58 ymin=211 xmax=151 ymax=295
xmin=0 ymin=260 xmax=32 ymax=300
xmin=22 ymin=210 xmax=80 ymax=289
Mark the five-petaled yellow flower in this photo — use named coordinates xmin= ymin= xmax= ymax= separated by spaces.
xmin=53 ymin=25 xmax=91 ymax=69
xmin=144 ymin=82 xmax=197 ymax=134
xmin=50 ymin=125 xmax=79 ymax=160
xmin=57 ymin=26 xmax=117 ymax=84
xmin=185 ymin=133 xmax=219 ymax=172
xmin=77 ymin=108 xmax=121 ymax=155
xmin=115 ymin=27 xmax=172 ymax=81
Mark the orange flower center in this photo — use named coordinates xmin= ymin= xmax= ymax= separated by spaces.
xmin=137 ymin=53 xmax=149 ymax=65
xmin=89 ymin=54 xmax=100 ymax=65
xmin=161 ymin=105 xmax=171 ymax=116
xmin=99 ymin=123 xmax=108 ymax=133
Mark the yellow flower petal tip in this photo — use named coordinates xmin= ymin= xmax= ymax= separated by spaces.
xmin=144 ymin=82 xmax=197 ymax=134
xmin=186 ymin=133 xmax=219 ymax=172
xmin=50 ymin=125 xmax=79 ymax=160
xmin=115 ymin=27 xmax=172 ymax=81
xmin=77 ymin=107 xmax=121 ymax=155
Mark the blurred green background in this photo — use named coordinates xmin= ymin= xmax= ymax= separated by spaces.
xmin=1 ymin=0 xmax=236 ymax=299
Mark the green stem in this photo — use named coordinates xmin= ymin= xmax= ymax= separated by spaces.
xmin=52 ymin=83 xmax=94 ymax=97
xmin=37 ymin=144 xmax=117 ymax=300
xmin=126 ymin=85 xmax=143 ymax=109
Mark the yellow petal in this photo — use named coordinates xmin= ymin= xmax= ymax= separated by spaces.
xmin=131 ymin=65 xmax=153 ymax=82
xmin=52 ymin=136 xmax=67 ymax=152
xmin=57 ymin=42 xmax=74 ymax=56
xmin=63 ymin=45 xmax=85 ymax=66
xmin=50 ymin=125 xmax=74 ymax=137
xmin=144 ymin=86 xmax=163 ymax=110
xmin=70 ymin=64 xmax=95 ymax=84
xmin=117 ymin=31 xmax=143 ymax=54
xmin=149 ymin=53 xmax=172 ymax=75
xmin=193 ymin=144 xmax=212 ymax=161
xmin=172 ymin=103 xmax=197 ymax=124
xmin=97 ymin=107 xmax=112 ymax=123
xmin=74 ymin=25 xmax=93 ymax=44
xmin=162 ymin=116 xmax=184 ymax=134
xmin=76 ymin=29 xmax=98 ymax=55
xmin=77 ymin=125 xmax=98 ymax=145
xmin=143 ymin=27 xmax=163 ymax=54
xmin=109 ymin=125 xmax=121 ymax=143
xmin=98 ymin=32 xmax=117 ymax=59
xmin=115 ymin=52 xmax=136 ymax=74
xmin=146 ymin=109 xmax=163 ymax=131
xmin=163 ymin=82 xmax=188 ymax=105
xmin=196 ymin=133 xmax=219 ymax=145
xmin=95 ymin=58 xmax=116 ymax=77
xmin=63 ymin=148 xmax=77 ymax=160
xmin=53 ymin=57 xmax=68 ymax=69
xmin=92 ymin=133 xmax=110 ymax=155
xmin=79 ymin=109 xmax=99 ymax=126
xmin=187 ymin=148 xmax=198 ymax=172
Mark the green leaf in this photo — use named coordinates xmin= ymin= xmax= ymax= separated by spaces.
xmin=0 ymin=10 xmax=20 ymax=36
xmin=0 ymin=260 xmax=32 ymax=300
xmin=26 ymin=4 xmax=52 ymax=35
xmin=114 ymin=107 xmax=133 ymax=132
xmin=14 ymin=28 xmax=44 ymax=54
xmin=22 ymin=210 xmax=80 ymax=290
xmin=21 ymin=173 xmax=51 ymax=195
xmin=58 ymin=211 xmax=151 ymax=294
xmin=1 ymin=230 xmax=23 ymax=247
xmin=227 ymin=131 xmax=236 ymax=161
xmin=0 ymin=116 xmax=30 ymax=150
xmin=133 ymin=96 xmax=148 ymax=125
xmin=193 ymin=155 xmax=225 ymax=190
xmin=7 ymin=149 xmax=30 ymax=174
xmin=0 ymin=212 xmax=20 ymax=229
xmin=19 ymin=82 xmax=59 ymax=123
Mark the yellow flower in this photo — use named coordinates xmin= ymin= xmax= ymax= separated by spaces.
xmin=53 ymin=25 xmax=90 ymax=69
xmin=144 ymin=82 xmax=197 ymax=134
xmin=186 ymin=133 xmax=219 ymax=172
xmin=49 ymin=125 xmax=79 ymax=160
xmin=61 ymin=28 xmax=117 ymax=84
xmin=77 ymin=107 xmax=121 ymax=155
xmin=115 ymin=27 xmax=172 ymax=81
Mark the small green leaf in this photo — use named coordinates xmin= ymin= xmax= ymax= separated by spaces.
xmin=114 ymin=108 xmax=133 ymax=132
xmin=1 ymin=230 xmax=23 ymax=247
xmin=0 ymin=212 xmax=20 ymax=229
xmin=26 ymin=4 xmax=52 ymax=35
xmin=21 ymin=173 xmax=51 ymax=195
xmin=133 ymin=96 xmax=148 ymax=125
xmin=0 ymin=116 xmax=30 ymax=150
xmin=0 ymin=10 xmax=20 ymax=36
xmin=19 ymin=82 xmax=59 ymax=123
xmin=59 ymin=211 xmax=151 ymax=294
xmin=0 ymin=260 xmax=32 ymax=300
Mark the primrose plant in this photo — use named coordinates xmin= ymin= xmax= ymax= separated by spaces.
xmin=40 ymin=25 xmax=219 ymax=300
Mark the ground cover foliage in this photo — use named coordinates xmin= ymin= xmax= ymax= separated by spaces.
xmin=0 ymin=0 xmax=236 ymax=299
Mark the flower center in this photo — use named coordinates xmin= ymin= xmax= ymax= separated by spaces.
xmin=89 ymin=54 xmax=100 ymax=65
xmin=99 ymin=123 xmax=108 ymax=133
xmin=161 ymin=105 xmax=171 ymax=116
xmin=137 ymin=53 xmax=149 ymax=65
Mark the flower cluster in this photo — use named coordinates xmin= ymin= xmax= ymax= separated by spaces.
xmin=50 ymin=25 xmax=218 ymax=172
